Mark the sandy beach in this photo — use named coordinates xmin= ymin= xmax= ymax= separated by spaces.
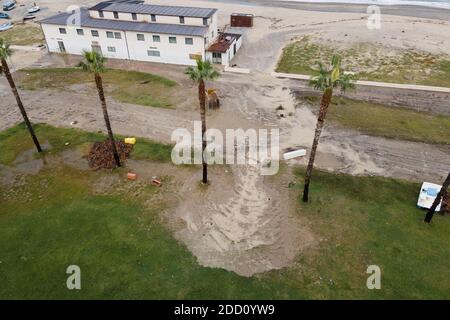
xmin=223 ymin=0 xmax=450 ymax=20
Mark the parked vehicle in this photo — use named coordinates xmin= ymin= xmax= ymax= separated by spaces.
xmin=0 ymin=12 xmax=10 ymax=19
xmin=2 ymin=0 xmax=16 ymax=11
xmin=0 ymin=22 xmax=13 ymax=32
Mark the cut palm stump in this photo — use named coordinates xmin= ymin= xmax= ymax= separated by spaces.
xmin=85 ymin=140 xmax=133 ymax=170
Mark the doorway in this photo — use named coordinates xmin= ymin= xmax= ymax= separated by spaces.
xmin=57 ymin=41 xmax=66 ymax=53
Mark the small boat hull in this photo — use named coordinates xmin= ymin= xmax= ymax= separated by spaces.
xmin=23 ymin=14 xmax=36 ymax=20
xmin=27 ymin=6 xmax=40 ymax=13
xmin=0 ymin=23 xmax=13 ymax=31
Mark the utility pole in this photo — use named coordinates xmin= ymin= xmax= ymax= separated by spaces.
xmin=424 ymin=172 xmax=450 ymax=223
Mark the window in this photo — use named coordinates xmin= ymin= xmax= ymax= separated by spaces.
xmin=152 ymin=35 xmax=160 ymax=42
xmin=114 ymin=32 xmax=121 ymax=39
xmin=169 ymin=36 xmax=177 ymax=44
xmin=185 ymin=37 xmax=193 ymax=45
xmin=211 ymin=31 xmax=214 ymax=38
xmin=147 ymin=50 xmax=160 ymax=57
xmin=150 ymin=14 xmax=156 ymax=22
xmin=113 ymin=12 xmax=119 ymax=19
xmin=59 ymin=27 xmax=66 ymax=34
xmin=98 ymin=10 xmax=104 ymax=18
xmin=107 ymin=46 xmax=116 ymax=52
xmin=203 ymin=18 xmax=208 ymax=26
xmin=137 ymin=34 xmax=145 ymax=41
xmin=76 ymin=28 xmax=84 ymax=35
xmin=91 ymin=30 xmax=99 ymax=37
xmin=179 ymin=16 xmax=185 ymax=24
xmin=132 ymin=13 xmax=137 ymax=20
xmin=106 ymin=31 xmax=114 ymax=38
xmin=212 ymin=52 xmax=221 ymax=58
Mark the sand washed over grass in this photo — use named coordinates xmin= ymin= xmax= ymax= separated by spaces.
xmin=298 ymin=96 xmax=450 ymax=145
xmin=16 ymin=67 xmax=179 ymax=109
xmin=0 ymin=24 xmax=44 ymax=46
xmin=0 ymin=124 xmax=449 ymax=299
xmin=277 ymin=36 xmax=450 ymax=87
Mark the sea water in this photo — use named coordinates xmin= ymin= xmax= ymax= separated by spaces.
xmin=284 ymin=0 xmax=450 ymax=10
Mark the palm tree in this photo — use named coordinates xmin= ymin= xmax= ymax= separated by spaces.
xmin=0 ymin=38 xmax=42 ymax=153
xmin=185 ymin=59 xmax=219 ymax=184
xmin=78 ymin=51 xmax=121 ymax=167
xmin=424 ymin=172 xmax=450 ymax=223
xmin=302 ymin=55 xmax=356 ymax=202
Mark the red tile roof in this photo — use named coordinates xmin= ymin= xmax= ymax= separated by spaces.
xmin=207 ymin=33 xmax=241 ymax=53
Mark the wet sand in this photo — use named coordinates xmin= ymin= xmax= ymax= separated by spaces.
xmin=214 ymin=0 xmax=450 ymax=20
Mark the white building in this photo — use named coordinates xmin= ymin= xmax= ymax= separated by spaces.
xmin=205 ymin=33 xmax=242 ymax=67
xmin=40 ymin=0 xmax=241 ymax=66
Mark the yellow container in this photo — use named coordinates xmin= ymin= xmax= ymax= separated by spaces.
xmin=124 ymin=137 xmax=136 ymax=145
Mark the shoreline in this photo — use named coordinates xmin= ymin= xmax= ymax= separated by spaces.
xmin=210 ymin=0 xmax=450 ymax=20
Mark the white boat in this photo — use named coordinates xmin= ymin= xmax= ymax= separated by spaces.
xmin=0 ymin=22 xmax=12 ymax=31
xmin=417 ymin=182 xmax=442 ymax=211
xmin=23 ymin=14 xmax=36 ymax=20
xmin=27 ymin=6 xmax=40 ymax=13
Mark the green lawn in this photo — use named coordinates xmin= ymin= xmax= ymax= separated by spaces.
xmin=299 ymin=96 xmax=450 ymax=145
xmin=276 ymin=37 xmax=450 ymax=87
xmin=0 ymin=24 xmax=44 ymax=46
xmin=0 ymin=123 xmax=172 ymax=166
xmin=16 ymin=68 xmax=179 ymax=109
xmin=0 ymin=124 xmax=449 ymax=299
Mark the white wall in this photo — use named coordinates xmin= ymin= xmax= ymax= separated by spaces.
xmin=206 ymin=13 xmax=218 ymax=45
xmin=88 ymin=9 xmax=214 ymax=27
xmin=41 ymin=23 xmax=205 ymax=65
xmin=41 ymin=24 xmax=129 ymax=59
xmin=205 ymin=36 xmax=242 ymax=67
xmin=126 ymin=31 xmax=204 ymax=65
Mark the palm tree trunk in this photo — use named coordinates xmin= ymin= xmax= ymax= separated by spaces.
xmin=302 ymin=88 xmax=333 ymax=202
xmin=1 ymin=58 xmax=42 ymax=153
xmin=424 ymin=172 xmax=450 ymax=223
xmin=199 ymin=79 xmax=207 ymax=184
xmin=94 ymin=72 xmax=121 ymax=168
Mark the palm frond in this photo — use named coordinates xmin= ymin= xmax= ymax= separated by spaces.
xmin=185 ymin=58 xmax=220 ymax=83
xmin=308 ymin=54 xmax=356 ymax=92
xmin=79 ymin=50 xmax=106 ymax=73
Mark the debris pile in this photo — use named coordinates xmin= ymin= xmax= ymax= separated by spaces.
xmin=85 ymin=140 xmax=133 ymax=170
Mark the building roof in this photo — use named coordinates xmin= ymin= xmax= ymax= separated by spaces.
xmin=89 ymin=1 xmax=217 ymax=18
xmin=39 ymin=8 xmax=209 ymax=37
xmin=207 ymin=33 xmax=241 ymax=53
